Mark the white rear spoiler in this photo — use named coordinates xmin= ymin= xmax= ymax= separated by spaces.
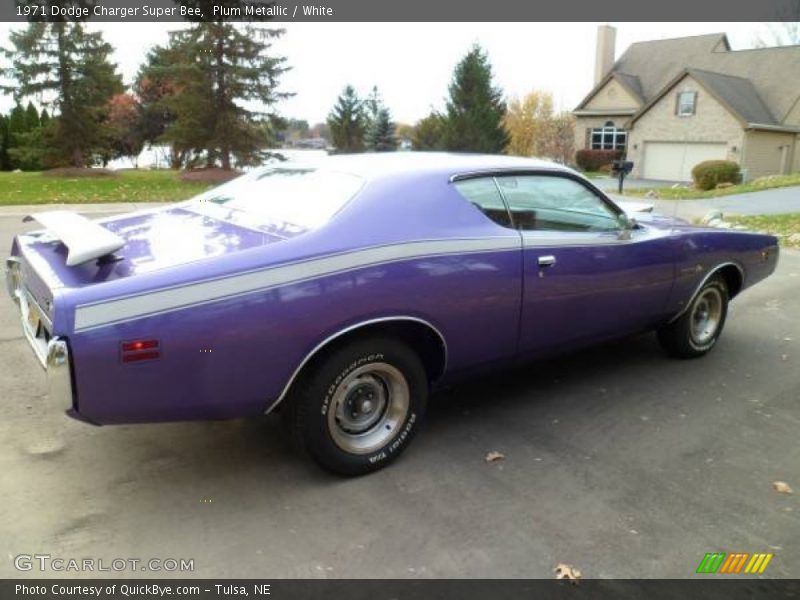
xmin=23 ymin=211 xmax=125 ymax=266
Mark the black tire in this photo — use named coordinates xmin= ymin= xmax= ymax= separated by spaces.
xmin=284 ymin=337 xmax=428 ymax=476
xmin=657 ymin=275 xmax=729 ymax=359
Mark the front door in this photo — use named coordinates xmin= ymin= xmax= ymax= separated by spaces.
xmin=492 ymin=173 xmax=676 ymax=358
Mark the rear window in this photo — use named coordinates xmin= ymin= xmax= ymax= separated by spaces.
xmin=190 ymin=168 xmax=364 ymax=230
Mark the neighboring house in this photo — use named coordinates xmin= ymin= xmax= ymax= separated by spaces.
xmin=574 ymin=26 xmax=800 ymax=181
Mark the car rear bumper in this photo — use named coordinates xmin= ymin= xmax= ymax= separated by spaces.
xmin=6 ymin=256 xmax=75 ymax=413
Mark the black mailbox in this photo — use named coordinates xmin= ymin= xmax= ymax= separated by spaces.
xmin=611 ymin=160 xmax=634 ymax=193
xmin=611 ymin=160 xmax=634 ymax=174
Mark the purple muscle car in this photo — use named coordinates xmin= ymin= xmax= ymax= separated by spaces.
xmin=5 ymin=153 xmax=779 ymax=475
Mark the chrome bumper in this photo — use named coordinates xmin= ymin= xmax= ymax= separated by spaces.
xmin=6 ymin=256 xmax=74 ymax=411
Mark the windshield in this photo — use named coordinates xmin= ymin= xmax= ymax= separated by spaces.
xmin=190 ymin=168 xmax=364 ymax=230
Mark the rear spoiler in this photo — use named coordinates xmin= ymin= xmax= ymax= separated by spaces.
xmin=23 ymin=211 xmax=125 ymax=266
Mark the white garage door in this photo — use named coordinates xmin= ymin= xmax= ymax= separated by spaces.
xmin=643 ymin=142 xmax=728 ymax=181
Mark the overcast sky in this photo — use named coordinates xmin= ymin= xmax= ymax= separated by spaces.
xmin=0 ymin=22 xmax=774 ymax=123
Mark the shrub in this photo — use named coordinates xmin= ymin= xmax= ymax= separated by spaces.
xmin=575 ymin=149 xmax=623 ymax=172
xmin=691 ymin=160 xmax=741 ymax=191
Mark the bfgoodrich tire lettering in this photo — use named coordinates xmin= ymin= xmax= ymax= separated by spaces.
xmin=657 ymin=275 xmax=729 ymax=359
xmin=285 ymin=337 xmax=428 ymax=476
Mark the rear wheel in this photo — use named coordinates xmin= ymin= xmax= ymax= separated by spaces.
xmin=284 ymin=337 xmax=427 ymax=476
xmin=658 ymin=275 xmax=729 ymax=358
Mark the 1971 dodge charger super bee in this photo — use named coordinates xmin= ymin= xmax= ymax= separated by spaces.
xmin=5 ymin=153 xmax=779 ymax=475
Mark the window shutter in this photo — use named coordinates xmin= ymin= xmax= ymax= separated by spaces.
xmin=675 ymin=93 xmax=679 ymax=115
xmin=692 ymin=91 xmax=698 ymax=115
xmin=585 ymin=128 xmax=591 ymax=149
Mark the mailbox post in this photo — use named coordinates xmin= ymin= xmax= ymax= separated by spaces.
xmin=611 ymin=160 xmax=634 ymax=194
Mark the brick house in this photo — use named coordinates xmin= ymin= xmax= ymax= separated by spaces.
xmin=573 ymin=26 xmax=800 ymax=181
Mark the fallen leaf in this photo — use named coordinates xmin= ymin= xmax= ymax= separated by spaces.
xmin=554 ymin=563 xmax=582 ymax=583
xmin=773 ymin=481 xmax=793 ymax=495
xmin=485 ymin=451 xmax=505 ymax=463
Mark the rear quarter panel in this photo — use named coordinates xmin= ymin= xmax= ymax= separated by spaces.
xmin=64 ymin=172 xmax=524 ymax=424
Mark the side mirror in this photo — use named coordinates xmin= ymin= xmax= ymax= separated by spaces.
xmin=617 ymin=213 xmax=635 ymax=239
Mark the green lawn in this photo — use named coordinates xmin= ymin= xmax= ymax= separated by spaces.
xmin=727 ymin=213 xmax=800 ymax=249
xmin=624 ymin=173 xmax=800 ymax=200
xmin=0 ymin=170 xmax=215 ymax=205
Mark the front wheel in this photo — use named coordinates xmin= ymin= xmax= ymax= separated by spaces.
xmin=284 ymin=337 xmax=428 ymax=476
xmin=657 ymin=275 xmax=729 ymax=358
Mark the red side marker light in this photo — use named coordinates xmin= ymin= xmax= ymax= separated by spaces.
xmin=121 ymin=339 xmax=160 ymax=363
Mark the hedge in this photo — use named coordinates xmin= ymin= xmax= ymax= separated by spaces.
xmin=575 ymin=149 xmax=623 ymax=172
xmin=691 ymin=160 xmax=741 ymax=191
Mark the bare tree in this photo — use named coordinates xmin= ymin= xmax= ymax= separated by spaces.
xmin=753 ymin=22 xmax=800 ymax=47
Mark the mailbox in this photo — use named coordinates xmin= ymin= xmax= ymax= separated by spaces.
xmin=611 ymin=160 xmax=634 ymax=174
xmin=611 ymin=160 xmax=634 ymax=193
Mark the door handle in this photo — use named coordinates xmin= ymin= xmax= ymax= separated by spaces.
xmin=538 ymin=255 xmax=557 ymax=267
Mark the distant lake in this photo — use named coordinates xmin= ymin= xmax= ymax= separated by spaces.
xmin=107 ymin=147 xmax=329 ymax=170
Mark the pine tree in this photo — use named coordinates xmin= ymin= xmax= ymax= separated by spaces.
xmin=442 ymin=45 xmax=508 ymax=153
xmin=327 ymin=85 xmax=366 ymax=153
xmin=412 ymin=112 xmax=446 ymax=150
xmin=366 ymin=108 xmax=397 ymax=152
xmin=0 ymin=114 xmax=10 ymax=171
xmin=24 ymin=102 xmax=40 ymax=130
xmin=154 ymin=22 xmax=290 ymax=169
xmin=1 ymin=22 xmax=123 ymax=167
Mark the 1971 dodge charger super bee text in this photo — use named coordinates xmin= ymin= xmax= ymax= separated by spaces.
xmin=5 ymin=154 xmax=779 ymax=475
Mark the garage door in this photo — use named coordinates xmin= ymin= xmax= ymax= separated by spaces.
xmin=643 ymin=142 xmax=728 ymax=181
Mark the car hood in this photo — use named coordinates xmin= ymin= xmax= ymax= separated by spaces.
xmin=16 ymin=203 xmax=306 ymax=289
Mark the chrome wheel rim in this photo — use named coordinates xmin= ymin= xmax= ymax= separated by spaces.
xmin=327 ymin=363 xmax=410 ymax=455
xmin=690 ymin=287 xmax=723 ymax=345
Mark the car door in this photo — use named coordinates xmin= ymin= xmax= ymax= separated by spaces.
xmin=492 ymin=172 xmax=677 ymax=358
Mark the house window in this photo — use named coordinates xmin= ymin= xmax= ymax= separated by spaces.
xmin=677 ymin=91 xmax=697 ymax=116
xmin=590 ymin=122 xmax=627 ymax=150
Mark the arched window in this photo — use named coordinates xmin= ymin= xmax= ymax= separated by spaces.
xmin=590 ymin=122 xmax=627 ymax=150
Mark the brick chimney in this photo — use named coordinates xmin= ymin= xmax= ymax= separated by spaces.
xmin=594 ymin=25 xmax=617 ymax=85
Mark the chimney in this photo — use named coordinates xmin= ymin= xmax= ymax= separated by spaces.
xmin=594 ymin=25 xmax=617 ymax=86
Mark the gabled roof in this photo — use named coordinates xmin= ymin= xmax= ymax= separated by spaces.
xmin=688 ymin=69 xmax=776 ymax=125
xmin=575 ymin=32 xmax=800 ymax=125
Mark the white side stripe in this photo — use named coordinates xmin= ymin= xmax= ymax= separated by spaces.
xmin=73 ymin=238 xmax=519 ymax=332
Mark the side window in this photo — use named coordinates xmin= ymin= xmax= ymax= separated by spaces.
xmin=495 ymin=175 xmax=621 ymax=233
xmin=453 ymin=178 xmax=513 ymax=228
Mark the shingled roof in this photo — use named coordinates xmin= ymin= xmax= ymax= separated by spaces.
xmin=576 ymin=33 xmax=800 ymax=125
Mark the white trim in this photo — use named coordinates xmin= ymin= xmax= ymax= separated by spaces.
xmin=73 ymin=238 xmax=520 ymax=332
xmin=263 ymin=316 xmax=448 ymax=414
xmin=667 ymin=261 xmax=745 ymax=323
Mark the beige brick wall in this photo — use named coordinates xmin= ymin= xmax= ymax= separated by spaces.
xmin=742 ymin=131 xmax=796 ymax=179
xmin=626 ymin=75 xmax=744 ymax=179
xmin=585 ymin=79 xmax=641 ymax=111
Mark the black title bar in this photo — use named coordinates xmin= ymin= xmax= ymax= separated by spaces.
xmin=4 ymin=0 xmax=800 ymax=22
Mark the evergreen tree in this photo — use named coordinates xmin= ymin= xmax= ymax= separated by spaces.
xmin=1 ymin=22 xmax=123 ymax=167
xmin=24 ymin=102 xmax=40 ymax=130
xmin=442 ymin=45 xmax=508 ymax=153
xmin=366 ymin=108 xmax=397 ymax=152
xmin=0 ymin=114 xmax=10 ymax=171
xmin=39 ymin=109 xmax=50 ymax=127
xmin=154 ymin=22 xmax=290 ymax=169
xmin=327 ymin=85 xmax=366 ymax=153
xmin=412 ymin=112 xmax=446 ymax=150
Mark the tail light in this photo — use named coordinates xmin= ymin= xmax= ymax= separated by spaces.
xmin=121 ymin=339 xmax=160 ymax=363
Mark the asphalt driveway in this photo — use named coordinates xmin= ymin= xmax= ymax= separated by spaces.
xmin=0 ymin=213 xmax=798 ymax=579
